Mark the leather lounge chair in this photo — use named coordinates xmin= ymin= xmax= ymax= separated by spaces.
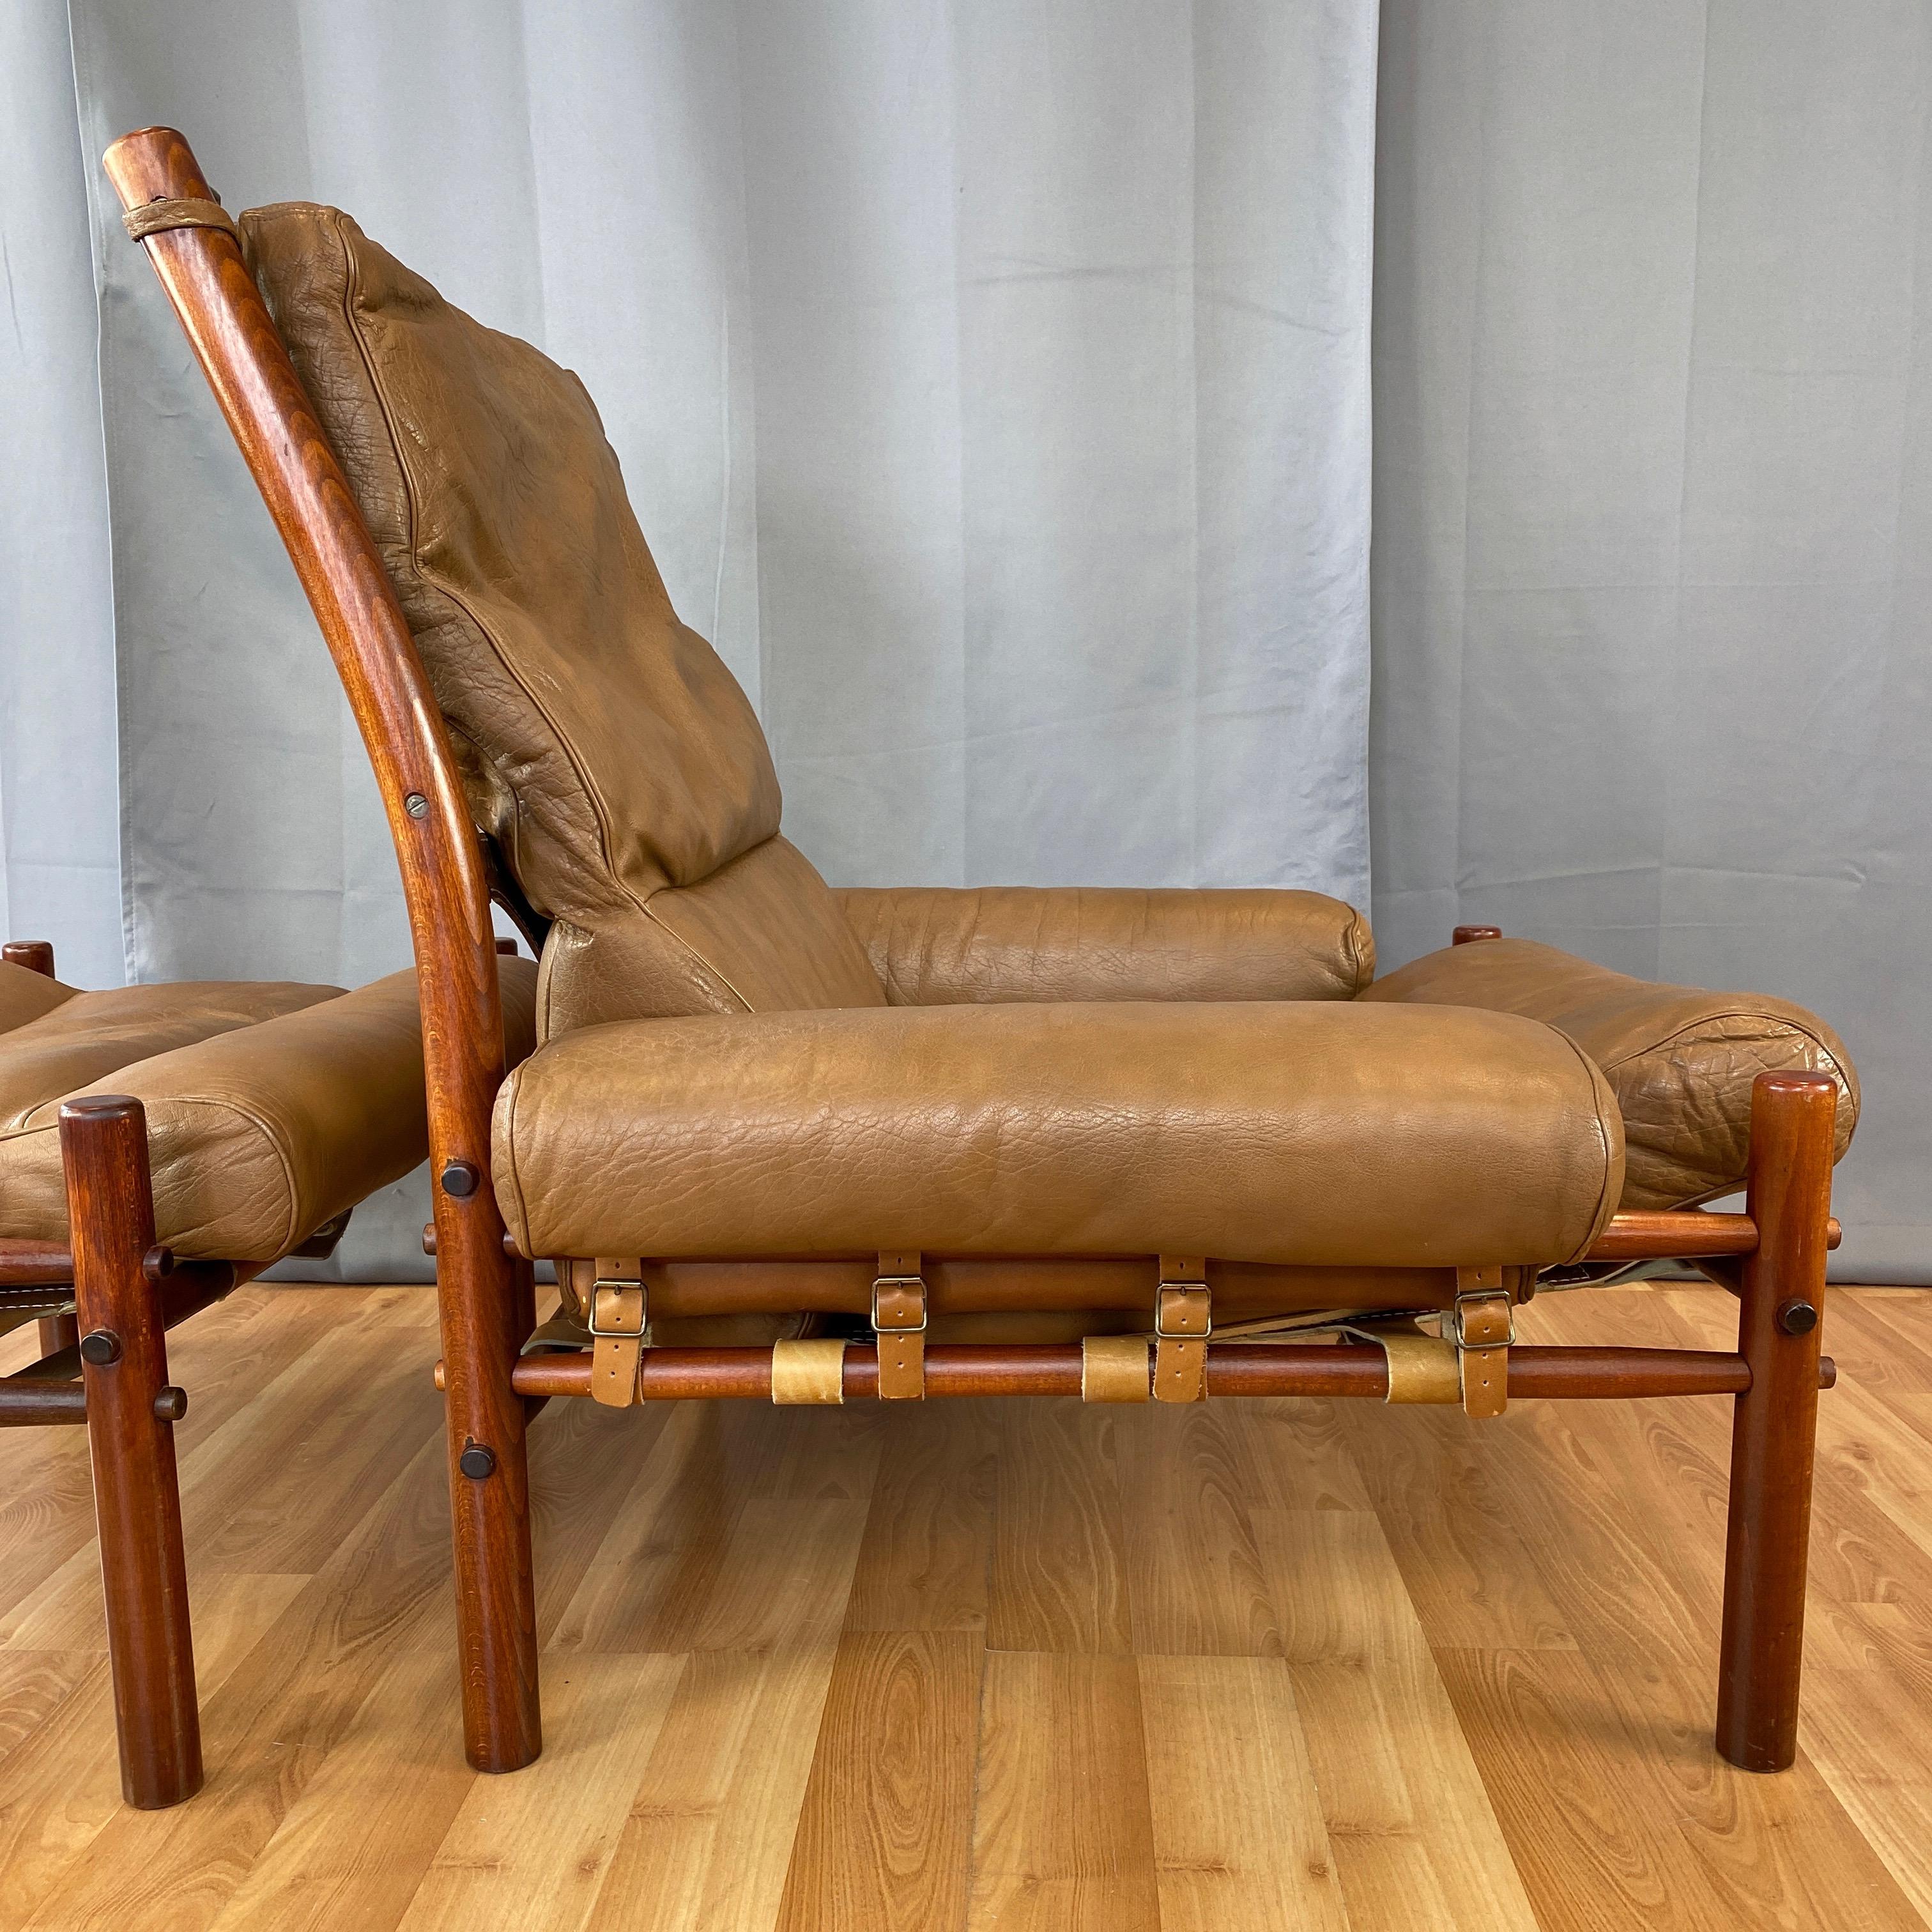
xmin=105 ymin=127 xmax=1860 ymax=1787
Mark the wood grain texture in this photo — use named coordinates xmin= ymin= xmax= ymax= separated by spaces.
xmin=103 ymin=124 xmax=537 ymax=1774
xmin=2 ymin=1279 xmax=1931 ymax=1930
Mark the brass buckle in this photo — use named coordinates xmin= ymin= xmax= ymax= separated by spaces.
xmin=871 ymin=1277 xmax=928 ymax=1334
xmin=1448 ymin=1287 xmax=1514 ymax=1348
xmin=588 ymin=1276 xmax=647 ymax=1337
xmin=1155 ymin=1288 xmax=1212 ymax=1339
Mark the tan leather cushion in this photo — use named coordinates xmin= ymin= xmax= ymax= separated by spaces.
xmin=493 ymin=1000 xmax=1623 ymax=1269
xmin=242 ymin=206 xmax=876 ymax=1037
xmin=537 ymin=836 xmax=884 ymax=1038
xmin=835 ymin=885 xmax=1374 ymax=1006
xmin=0 ymin=960 xmax=538 ymax=1261
xmin=0 ymin=960 xmax=77 ymax=1036
xmin=0 ymin=981 xmax=342 ymax=1128
xmin=1359 ymin=937 xmax=1859 ymax=1209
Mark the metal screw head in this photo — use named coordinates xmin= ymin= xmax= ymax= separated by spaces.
xmin=1776 ymin=1298 xmax=1820 ymax=1337
xmin=440 ymin=1160 xmax=480 ymax=1199
xmin=459 ymin=1443 xmax=496 ymax=1480
xmin=79 ymin=1330 xmax=122 ymax=1367
xmin=404 ymin=792 xmax=430 ymax=819
xmin=153 ymin=1386 xmax=188 ymax=1422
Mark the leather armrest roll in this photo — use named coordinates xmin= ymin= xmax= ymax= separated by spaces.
xmin=833 ymin=885 xmax=1374 ymax=1006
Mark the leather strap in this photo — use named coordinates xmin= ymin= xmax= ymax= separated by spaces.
xmin=1345 ymin=1317 xmax=1461 ymax=1404
xmin=1154 ymin=1255 xmax=1210 ymax=1403
xmin=123 ymin=196 xmax=239 ymax=243
xmin=1453 ymin=1266 xmax=1512 ymax=1419
xmin=588 ymin=1259 xmax=646 ymax=1409
xmin=1082 ymin=1334 xmax=1152 ymax=1402
xmin=872 ymin=1250 xmax=926 ymax=1400
xmin=771 ymin=1337 xmax=847 ymax=1405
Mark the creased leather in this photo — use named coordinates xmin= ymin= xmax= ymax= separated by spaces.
xmin=1359 ymin=937 xmax=1859 ymax=1209
xmin=0 ymin=960 xmax=539 ymax=1261
xmin=536 ymin=836 xmax=884 ymax=1038
xmin=0 ymin=981 xmax=341 ymax=1128
xmin=493 ymin=1000 xmax=1623 ymax=1269
xmin=834 ymin=885 xmax=1374 ymax=1006
xmin=241 ymin=206 xmax=877 ymax=1036
xmin=0 ymin=961 xmax=79 ymax=1039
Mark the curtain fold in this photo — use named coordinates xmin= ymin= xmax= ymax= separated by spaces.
xmin=1372 ymin=0 xmax=1932 ymax=1282
xmin=47 ymin=0 xmax=1377 ymax=1276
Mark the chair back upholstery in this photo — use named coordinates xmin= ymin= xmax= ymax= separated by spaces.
xmin=242 ymin=204 xmax=883 ymax=1036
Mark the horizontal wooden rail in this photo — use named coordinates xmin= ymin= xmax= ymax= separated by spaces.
xmin=0 ymin=1239 xmax=77 ymax=1287
xmin=1586 ymin=1211 xmax=1840 ymax=1261
xmin=0 ymin=1383 xmax=88 ymax=1426
xmin=5 ymin=1261 xmax=241 ymax=1386
xmin=459 ymin=1213 xmax=1843 ymax=1282
xmin=482 ymin=1342 xmax=1836 ymax=1405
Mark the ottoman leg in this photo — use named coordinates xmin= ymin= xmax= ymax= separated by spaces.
xmin=1715 ymin=1070 xmax=1838 ymax=1772
xmin=59 ymin=1095 xmax=203 ymax=1809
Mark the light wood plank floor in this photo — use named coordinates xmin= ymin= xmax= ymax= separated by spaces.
xmin=2 ymin=1281 xmax=1930 ymax=1931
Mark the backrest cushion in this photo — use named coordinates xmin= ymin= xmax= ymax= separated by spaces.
xmin=242 ymin=205 xmax=883 ymax=1033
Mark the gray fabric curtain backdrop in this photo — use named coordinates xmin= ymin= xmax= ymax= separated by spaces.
xmin=8 ymin=2 xmax=1926 ymax=1283
xmin=1 ymin=0 xmax=122 ymax=990
xmin=1372 ymin=0 xmax=1932 ymax=1282
xmin=36 ymin=1 xmax=1378 ymax=1277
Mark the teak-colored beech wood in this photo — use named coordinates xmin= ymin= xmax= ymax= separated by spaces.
xmin=107 ymin=124 xmax=1845 ymax=1783
xmin=1717 ymin=1071 xmax=1837 ymax=1771
xmin=497 ymin=1342 xmax=1838 ymax=1405
xmin=59 ymin=1096 xmax=201 ymax=1809
xmin=105 ymin=126 xmax=539 ymax=1775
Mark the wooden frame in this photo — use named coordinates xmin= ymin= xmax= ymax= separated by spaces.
xmin=106 ymin=125 xmax=1843 ymax=1782
xmin=1 ymin=1026 xmax=239 ymax=1808
xmin=1 ymin=940 xmax=360 ymax=1809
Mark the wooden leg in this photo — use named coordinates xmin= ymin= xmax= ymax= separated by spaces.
xmin=1716 ymin=1070 xmax=1838 ymax=1772
xmin=38 ymin=1311 xmax=80 ymax=1357
xmin=58 ymin=1095 xmax=203 ymax=1809
xmin=437 ymin=1227 xmax=541 ymax=1772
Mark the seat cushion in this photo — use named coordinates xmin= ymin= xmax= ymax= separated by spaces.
xmin=0 ymin=979 xmax=342 ymax=1128
xmin=0 ymin=960 xmax=539 ymax=1261
xmin=834 ymin=885 xmax=1375 ymax=1006
xmin=493 ymin=1000 xmax=1623 ymax=1269
xmin=1358 ymin=937 xmax=1859 ymax=1208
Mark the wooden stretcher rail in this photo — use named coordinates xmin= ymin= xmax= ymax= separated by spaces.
xmin=0 ymin=1239 xmax=80 ymax=1287
xmin=0 ymin=1256 xmax=241 ymax=1429
xmin=0 ymin=1384 xmax=89 ymax=1427
xmin=457 ymin=1209 xmax=1843 ymax=1276
xmin=1586 ymin=1211 xmax=1840 ymax=1261
xmin=493 ymin=1342 xmax=1835 ymax=1404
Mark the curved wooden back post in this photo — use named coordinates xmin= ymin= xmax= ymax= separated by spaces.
xmin=103 ymin=127 xmax=539 ymax=1771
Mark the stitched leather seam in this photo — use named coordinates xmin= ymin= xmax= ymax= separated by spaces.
xmin=1595 ymin=1008 xmax=1848 ymax=1087
xmin=496 ymin=1068 xmax=532 ymax=1254
xmin=325 ymin=210 xmax=650 ymax=924
xmin=1551 ymin=1028 xmax=1623 ymax=1264
xmin=640 ymin=895 xmax=754 ymax=1014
